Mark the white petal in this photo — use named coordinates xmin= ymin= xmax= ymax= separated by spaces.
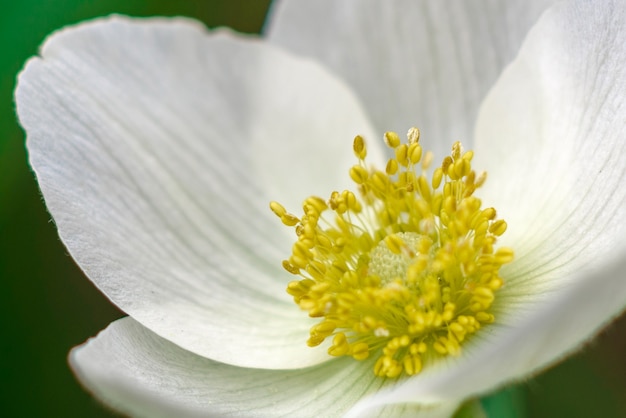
xmin=474 ymin=0 xmax=626 ymax=301
xmin=349 ymin=0 xmax=626 ymax=412
xmin=71 ymin=317 xmax=460 ymax=418
xmin=267 ymin=0 xmax=557 ymax=156
xmin=16 ymin=15 xmax=380 ymax=369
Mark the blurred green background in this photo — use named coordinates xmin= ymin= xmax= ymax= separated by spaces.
xmin=1 ymin=1 xmax=625 ymax=417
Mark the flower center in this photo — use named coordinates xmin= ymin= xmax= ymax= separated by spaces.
xmin=368 ymin=232 xmax=430 ymax=285
xmin=270 ymin=128 xmax=513 ymax=378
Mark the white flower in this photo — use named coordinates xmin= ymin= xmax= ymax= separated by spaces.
xmin=15 ymin=0 xmax=625 ymax=417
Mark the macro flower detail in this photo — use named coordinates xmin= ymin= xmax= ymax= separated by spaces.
xmin=273 ymin=130 xmax=513 ymax=378
xmin=15 ymin=0 xmax=625 ymax=417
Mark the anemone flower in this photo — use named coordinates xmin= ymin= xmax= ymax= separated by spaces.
xmin=16 ymin=0 xmax=625 ymax=416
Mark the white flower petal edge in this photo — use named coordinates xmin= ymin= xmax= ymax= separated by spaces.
xmin=16 ymin=15 xmax=384 ymax=370
xmin=267 ymin=0 xmax=557 ymax=157
xmin=347 ymin=0 xmax=626 ymax=414
xmin=70 ymin=317 xmax=461 ymax=418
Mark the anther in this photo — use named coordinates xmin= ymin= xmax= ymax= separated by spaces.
xmin=353 ymin=135 xmax=367 ymax=159
xmin=384 ymin=131 xmax=401 ymax=148
xmin=407 ymin=127 xmax=420 ymax=144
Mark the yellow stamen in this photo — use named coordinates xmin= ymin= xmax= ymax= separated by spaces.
xmin=270 ymin=128 xmax=513 ymax=378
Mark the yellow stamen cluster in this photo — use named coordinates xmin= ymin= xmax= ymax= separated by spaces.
xmin=270 ymin=128 xmax=513 ymax=378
